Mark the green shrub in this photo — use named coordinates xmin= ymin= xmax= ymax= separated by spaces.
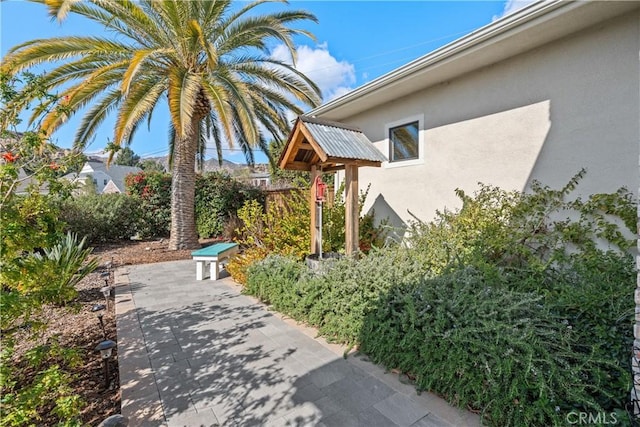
xmin=1 ymin=232 xmax=98 ymax=331
xmin=359 ymin=268 xmax=629 ymax=427
xmin=125 ymin=170 xmax=264 ymax=238
xmin=195 ymin=171 xmax=264 ymax=238
xmin=245 ymin=254 xmax=306 ymax=311
xmin=0 ymin=338 xmax=84 ymax=427
xmin=61 ymin=193 xmax=141 ymax=243
xmin=323 ymin=182 xmax=388 ymax=254
xmin=243 ymin=172 xmax=635 ymax=426
xmin=125 ymin=171 xmax=171 ymax=237
xmin=405 ymin=170 xmax=635 ymax=276
xmin=245 ymin=247 xmax=424 ymax=344
xmin=227 ymin=246 xmax=269 ymax=285
xmin=236 ymin=191 xmax=311 ymax=259
xmin=232 ymin=181 xmax=389 ymax=281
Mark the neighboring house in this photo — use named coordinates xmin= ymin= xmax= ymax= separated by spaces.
xmin=64 ymin=161 xmax=141 ymax=194
xmin=249 ymin=172 xmax=270 ymax=188
xmin=308 ymin=1 xmax=639 ymax=232
xmin=15 ymin=167 xmax=48 ymax=195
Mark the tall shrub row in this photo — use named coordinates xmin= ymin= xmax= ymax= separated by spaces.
xmin=243 ymin=172 xmax=636 ymax=427
xmin=61 ymin=193 xmax=141 ymax=242
xmin=194 ymin=172 xmax=264 ymax=238
xmin=63 ymin=170 xmax=265 ymax=243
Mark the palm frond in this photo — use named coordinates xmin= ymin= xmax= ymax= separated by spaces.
xmin=2 ymin=37 xmax=131 ymax=74
xmin=167 ymin=69 xmax=200 ymax=138
xmin=114 ymin=77 xmax=166 ymax=145
xmin=74 ymin=89 xmax=122 ymax=149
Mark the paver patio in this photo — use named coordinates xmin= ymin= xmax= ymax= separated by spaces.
xmin=115 ymin=259 xmax=481 ymax=427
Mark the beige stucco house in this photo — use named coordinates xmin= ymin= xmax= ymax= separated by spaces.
xmin=309 ymin=1 xmax=639 ymax=232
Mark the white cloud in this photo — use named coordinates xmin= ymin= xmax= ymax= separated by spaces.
xmin=271 ymin=42 xmax=356 ymax=102
xmin=494 ymin=0 xmax=540 ymax=20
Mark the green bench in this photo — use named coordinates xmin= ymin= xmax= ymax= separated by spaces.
xmin=191 ymin=242 xmax=239 ymax=280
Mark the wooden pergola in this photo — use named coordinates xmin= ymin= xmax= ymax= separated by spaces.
xmin=279 ymin=116 xmax=387 ymax=256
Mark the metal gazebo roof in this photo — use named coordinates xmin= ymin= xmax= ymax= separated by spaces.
xmin=279 ymin=116 xmax=387 ymax=172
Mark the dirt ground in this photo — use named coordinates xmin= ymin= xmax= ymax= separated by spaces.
xmin=11 ymin=237 xmax=219 ymax=425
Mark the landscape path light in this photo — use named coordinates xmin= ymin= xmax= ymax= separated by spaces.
xmin=95 ymin=339 xmax=117 ymax=389
xmin=101 ymin=286 xmax=112 ymax=309
xmin=92 ymin=303 xmax=107 ymax=339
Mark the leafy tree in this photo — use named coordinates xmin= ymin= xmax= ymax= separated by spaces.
xmin=2 ymin=0 xmax=321 ymax=249
xmin=114 ymin=146 xmax=140 ymax=167
xmin=138 ymin=158 xmax=165 ymax=173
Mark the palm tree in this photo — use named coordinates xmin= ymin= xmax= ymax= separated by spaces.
xmin=2 ymin=0 xmax=321 ymax=249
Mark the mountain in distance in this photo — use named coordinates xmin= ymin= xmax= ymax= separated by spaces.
xmin=86 ymin=154 xmax=269 ymax=177
xmin=143 ymin=155 xmax=244 ymax=172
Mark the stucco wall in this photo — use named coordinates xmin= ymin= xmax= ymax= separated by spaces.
xmin=334 ymin=12 xmax=639 ymax=231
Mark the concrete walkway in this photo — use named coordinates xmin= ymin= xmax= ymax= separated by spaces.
xmin=115 ymin=260 xmax=480 ymax=427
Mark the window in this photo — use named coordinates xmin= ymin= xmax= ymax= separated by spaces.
xmin=389 ymin=121 xmax=419 ymax=162
xmin=104 ymin=179 xmax=108 ymax=185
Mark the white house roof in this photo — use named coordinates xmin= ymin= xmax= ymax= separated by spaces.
xmin=87 ymin=162 xmax=140 ymax=185
xmin=71 ymin=161 xmax=141 ymax=193
xmin=309 ymin=1 xmax=639 ymax=120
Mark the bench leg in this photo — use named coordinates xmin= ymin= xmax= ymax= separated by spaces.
xmin=196 ymin=261 xmax=206 ymax=280
xmin=211 ymin=258 xmax=225 ymax=280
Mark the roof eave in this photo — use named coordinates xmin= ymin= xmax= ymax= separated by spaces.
xmin=308 ymin=0 xmax=636 ymax=119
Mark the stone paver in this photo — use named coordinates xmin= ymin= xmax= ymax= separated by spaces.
xmin=115 ymin=260 xmax=480 ymax=427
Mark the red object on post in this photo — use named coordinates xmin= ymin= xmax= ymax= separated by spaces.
xmin=315 ymin=175 xmax=326 ymax=202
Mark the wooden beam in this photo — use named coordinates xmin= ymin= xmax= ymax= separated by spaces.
xmin=344 ymin=164 xmax=359 ymax=256
xmin=310 ymin=165 xmax=321 ymax=255
xmin=279 ymin=123 xmax=303 ymax=169
xmin=299 ymin=123 xmax=328 ymax=162
xmin=286 ymin=161 xmax=312 ymax=171
xmin=322 ymin=165 xmax=345 ymax=172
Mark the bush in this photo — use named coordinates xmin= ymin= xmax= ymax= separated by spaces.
xmin=125 ymin=171 xmax=171 ymax=237
xmin=323 ymin=183 xmax=388 ymax=254
xmin=242 ymin=172 xmax=636 ymax=426
xmin=245 ymin=247 xmax=424 ymax=344
xmin=1 ymin=338 xmax=84 ymax=427
xmin=229 ymin=182 xmax=389 ymax=283
xmin=228 ymin=191 xmax=311 ymax=283
xmin=61 ymin=193 xmax=141 ymax=243
xmin=125 ymin=170 xmax=265 ymax=238
xmin=1 ymin=71 xmax=97 ymax=426
xmin=227 ymin=246 xmax=269 ymax=286
xmin=195 ymin=172 xmax=264 ymax=238
xmin=359 ymin=268 xmax=630 ymax=427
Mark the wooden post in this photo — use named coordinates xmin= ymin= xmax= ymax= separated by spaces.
xmin=310 ymin=165 xmax=320 ymax=254
xmin=345 ymin=164 xmax=359 ymax=256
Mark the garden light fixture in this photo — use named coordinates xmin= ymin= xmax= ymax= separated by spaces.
xmin=101 ymin=286 xmax=111 ymax=309
xmin=91 ymin=303 xmax=107 ymax=338
xmin=95 ymin=339 xmax=117 ymax=388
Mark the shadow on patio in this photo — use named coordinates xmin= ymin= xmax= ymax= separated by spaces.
xmin=115 ymin=262 xmax=479 ymax=427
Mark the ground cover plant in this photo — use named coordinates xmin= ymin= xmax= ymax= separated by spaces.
xmin=243 ymin=171 xmax=636 ymax=426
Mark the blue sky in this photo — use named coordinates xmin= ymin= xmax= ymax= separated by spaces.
xmin=1 ymin=0 xmax=530 ymax=163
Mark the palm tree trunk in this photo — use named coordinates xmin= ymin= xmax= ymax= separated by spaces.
xmin=168 ymin=119 xmax=200 ymax=250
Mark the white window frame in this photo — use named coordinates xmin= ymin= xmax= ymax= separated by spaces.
xmin=384 ymin=114 xmax=424 ymax=168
